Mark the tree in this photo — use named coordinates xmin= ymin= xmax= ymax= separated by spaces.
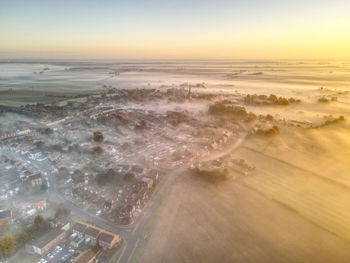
xmin=0 ymin=235 xmax=16 ymax=258
xmin=55 ymin=204 xmax=70 ymax=219
xmin=40 ymin=182 xmax=48 ymax=191
xmin=92 ymin=146 xmax=104 ymax=154
xmin=93 ymin=131 xmax=104 ymax=142
xmin=15 ymin=231 xmax=29 ymax=247
xmin=58 ymin=167 xmax=69 ymax=177
xmin=124 ymin=172 xmax=135 ymax=182
xmin=51 ymin=99 xmax=59 ymax=107
xmin=34 ymin=215 xmax=44 ymax=226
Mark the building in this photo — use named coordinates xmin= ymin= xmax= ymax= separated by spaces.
xmin=73 ymin=249 xmax=96 ymax=263
xmin=35 ymin=200 xmax=47 ymax=210
xmin=72 ymin=170 xmax=85 ymax=187
xmin=28 ymin=173 xmax=43 ymax=186
xmin=141 ymin=177 xmax=154 ymax=189
xmin=98 ymin=231 xmax=120 ymax=250
xmin=72 ymin=222 xmax=88 ymax=238
xmin=0 ymin=210 xmax=12 ymax=227
xmin=84 ymin=226 xmax=101 ymax=245
xmin=48 ymin=152 xmax=61 ymax=162
xmin=71 ymin=221 xmax=121 ymax=250
xmin=30 ymin=229 xmax=65 ymax=255
xmin=103 ymin=198 xmax=118 ymax=213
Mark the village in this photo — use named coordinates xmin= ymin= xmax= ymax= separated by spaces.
xmin=0 ymin=81 xmax=348 ymax=263
xmin=0 ymin=87 xmax=256 ymax=263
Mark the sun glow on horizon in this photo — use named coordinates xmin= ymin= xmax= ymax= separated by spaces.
xmin=1 ymin=0 xmax=349 ymax=59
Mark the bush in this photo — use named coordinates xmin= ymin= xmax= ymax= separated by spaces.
xmin=92 ymin=146 xmax=104 ymax=154
xmin=96 ymin=169 xmax=123 ymax=186
xmin=93 ymin=131 xmax=104 ymax=142
xmin=265 ymin=114 xmax=274 ymax=121
xmin=209 ymin=101 xmax=247 ymax=116
xmin=192 ymin=167 xmax=230 ymax=183
xmin=318 ymin=97 xmax=330 ymax=103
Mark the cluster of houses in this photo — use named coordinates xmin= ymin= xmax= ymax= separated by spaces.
xmin=16 ymin=199 xmax=48 ymax=217
xmin=25 ymin=219 xmax=120 ymax=263
xmin=70 ymin=166 xmax=159 ymax=224
xmin=1 ymin=150 xmax=45 ymax=184
xmin=72 ymin=221 xmax=120 ymax=250
xmin=115 ymin=176 xmax=156 ymax=224
xmin=0 ymin=128 xmax=31 ymax=140
xmin=19 ymin=103 xmax=68 ymax=118
xmin=28 ymin=228 xmax=66 ymax=256
xmin=0 ymin=155 xmax=45 ymax=200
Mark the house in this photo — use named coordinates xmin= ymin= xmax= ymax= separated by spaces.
xmin=48 ymin=152 xmax=61 ymax=162
xmin=117 ymin=204 xmax=136 ymax=222
xmin=103 ymin=199 xmax=117 ymax=213
xmin=0 ymin=210 xmax=12 ymax=227
xmin=29 ymin=229 xmax=65 ymax=255
xmin=50 ymin=218 xmax=70 ymax=230
xmin=72 ymin=170 xmax=85 ymax=187
xmin=98 ymin=231 xmax=120 ymax=250
xmin=84 ymin=226 xmax=101 ymax=245
xmin=71 ymin=221 xmax=121 ymax=250
xmin=72 ymin=222 xmax=88 ymax=238
xmin=73 ymin=249 xmax=96 ymax=263
xmin=28 ymin=173 xmax=43 ymax=186
xmin=141 ymin=177 xmax=154 ymax=189
xmin=35 ymin=200 xmax=47 ymax=210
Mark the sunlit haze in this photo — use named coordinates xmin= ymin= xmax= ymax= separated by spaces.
xmin=1 ymin=1 xmax=350 ymax=263
xmin=1 ymin=0 xmax=350 ymax=59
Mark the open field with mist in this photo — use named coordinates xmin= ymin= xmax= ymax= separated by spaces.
xmin=132 ymin=121 xmax=350 ymax=263
xmin=129 ymin=76 xmax=350 ymax=263
xmin=1 ymin=60 xmax=350 ymax=263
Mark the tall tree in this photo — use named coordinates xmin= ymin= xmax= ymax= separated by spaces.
xmin=0 ymin=235 xmax=16 ymax=257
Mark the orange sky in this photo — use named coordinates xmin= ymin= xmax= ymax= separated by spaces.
xmin=1 ymin=1 xmax=349 ymax=59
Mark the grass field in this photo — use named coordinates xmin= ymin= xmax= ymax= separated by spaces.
xmin=133 ymin=172 xmax=350 ymax=263
xmin=133 ymin=121 xmax=350 ymax=263
xmin=236 ymin=146 xmax=350 ymax=242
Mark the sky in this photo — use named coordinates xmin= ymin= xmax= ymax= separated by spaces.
xmin=0 ymin=0 xmax=350 ymax=59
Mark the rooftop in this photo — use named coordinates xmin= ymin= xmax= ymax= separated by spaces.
xmin=73 ymin=249 xmax=96 ymax=263
xmin=84 ymin=226 xmax=101 ymax=238
xmin=28 ymin=173 xmax=42 ymax=180
xmin=72 ymin=222 xmax=87 ymax=233
xmin=0 ymin=210 xmax=11 ymax=219
xmin=31 ymin=229 xmax=64 ymax=249
xmin=98 ymin=231 xmax=119 ymax=244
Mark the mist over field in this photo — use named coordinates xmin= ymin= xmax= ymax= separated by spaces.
xmin=1 ymin=0 xmax=350 ymax=262
xmin=1 ymin=59 xmax=350 ymax=263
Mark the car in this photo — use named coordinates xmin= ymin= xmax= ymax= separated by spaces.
xmin=55 ymin=245 xmax=62 ymax=252
xmin=61 ymin=254 xmax=70 ymax=262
